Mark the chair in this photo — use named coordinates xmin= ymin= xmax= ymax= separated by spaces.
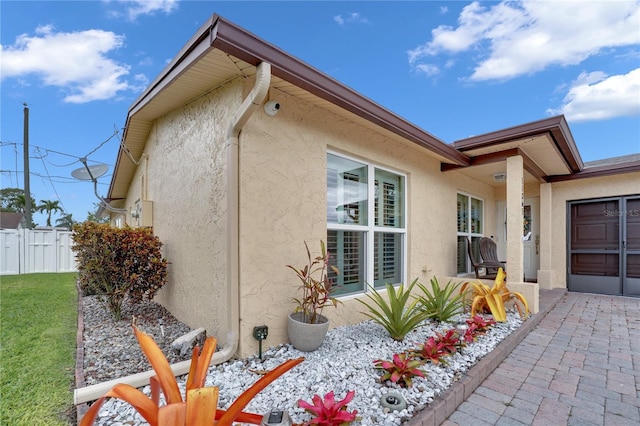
xmin=466 ymin=237 xmax=504 ymax=279
xmin=479 ymin=237 xmax=506 ymax=277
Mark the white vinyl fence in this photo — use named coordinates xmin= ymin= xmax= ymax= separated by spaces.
xmin=0 ymin=228 xmax=77 ymax=275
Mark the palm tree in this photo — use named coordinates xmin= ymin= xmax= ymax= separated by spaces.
xmin=37 ymin=200 xmax=63 ymax=227
xmin=55 ymin=212 xmax=76 ymax=230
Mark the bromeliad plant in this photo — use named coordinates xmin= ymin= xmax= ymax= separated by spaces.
xmin=433 ymin=329 xmax=460 ymax=355
xmin=357 ymin=279 xmax=432 ymax=341
xmin=298 ymin=390 xmax=358 ymax=425
xmin=288 ymin=240 xmax=341 ymax=324
xmin=373 ymin=352 xmax=426 ymax=388
xmin=466 ymin=315 xmax=496 ymax=334
xmin=408 ymin=336 xmax=450 ymax=365
xmin=460 ymin=268 xmax=529 ymax=322
xmin=80 ymin=325 xmax=304 ymax=425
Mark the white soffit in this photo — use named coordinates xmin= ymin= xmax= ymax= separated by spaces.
xmin=462 ymin=134 xmax=572 ymax=177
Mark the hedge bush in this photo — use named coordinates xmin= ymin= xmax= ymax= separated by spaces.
xmin=72 ymin=222 xmax=168 ymax=321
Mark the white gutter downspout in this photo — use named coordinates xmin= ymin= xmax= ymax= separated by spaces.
xmin=74 ymin=62 xmax=272 ymax=405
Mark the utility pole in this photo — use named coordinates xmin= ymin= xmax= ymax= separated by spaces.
xmin=23 ymin=103 xmax=32 ymax=229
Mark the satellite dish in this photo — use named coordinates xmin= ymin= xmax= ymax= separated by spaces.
xmin=71 ymin=164 xmax=109 ymax=180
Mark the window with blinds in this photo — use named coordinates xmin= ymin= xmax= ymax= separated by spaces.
xmin=327 ymin=153 xmax=406 ymax=295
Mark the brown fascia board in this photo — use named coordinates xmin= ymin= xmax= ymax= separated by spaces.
xmin=547 ymin=159 xmax=640 ymax=182
xmin=453 ymin=115 xmax=584 ymax=173
xmin=213 ymin=16 xmax=469 ymax=166
xmin=441 ymin=147 xmax=547 ymax=182
xmin=118 ymin=14 xmax=469 ymax=168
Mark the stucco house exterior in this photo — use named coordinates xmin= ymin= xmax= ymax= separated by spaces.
xmin=104 ymin=15 xmax=640 ymax=359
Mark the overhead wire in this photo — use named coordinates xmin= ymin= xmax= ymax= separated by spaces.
xmin=0 ymin=169 xmax=110 ymax=184
xmin=34 ymin=147 xmax=67 ymax=212
xmin=1 ymin=129 xmax=119 ymax=217
xmin=84 ymin=128 xmax=119 ymax=159
xmin=0 ymin=135 xmax=118 ymax=169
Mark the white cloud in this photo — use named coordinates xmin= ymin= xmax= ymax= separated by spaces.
xmin=547 ymin=69 xmax=640 ymax=121
xmin=103 ymin=0 xmax=179 ymax=21
xmin=409 ymin=0 xmax=640 ymax=81
xmin=334 ymin=12 xmax=370 ymax=26
xmin=124 ymin=0 xmax=179 ymax=21
xmin=0 ymin=25 xmax=135 ymax=103
xmin=414 ymin=63 xmax=440 ymax=77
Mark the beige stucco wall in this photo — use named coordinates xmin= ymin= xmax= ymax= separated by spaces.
xmin=122 ymin=78 xmax=244 ymax=344
xmin=544 ymin=172 xmax=640 ymax=289
xmin=236 ymin=87 xmax=498 ymax=357
xmin=117 ymin=76 xmax=556 ymax=359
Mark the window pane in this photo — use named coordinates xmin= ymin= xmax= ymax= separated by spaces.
xmin=470 ymin=197 xmax=483 ymax=234
xmin=374 ymin=232 xmax=401 ymax=287
xmin=457 ymin=236 xmax=467 ymax=274
xmin=457 ymin=193 xmax=484 ymax=275
xmin=327 ymin=154 xmax=368 ymax=225
xmin=327 ymin=230 xmax=365 ymax=295
xmin=374 ymin=169 xmax=404 ymax=228
xmin=457 ymin=194 xmax=468 ymax=233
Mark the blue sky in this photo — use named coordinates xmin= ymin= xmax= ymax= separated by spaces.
xmin=1 ymin=0 xmax=639 ymax=226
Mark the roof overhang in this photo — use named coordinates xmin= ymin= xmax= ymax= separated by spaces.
xmin=107 ymin=14 xmax=470 ymax=202
xmin=441 ymin=115 xmax=589 ymax=186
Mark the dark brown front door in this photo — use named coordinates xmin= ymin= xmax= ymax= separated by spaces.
xmin=569 ymin=196 xmax=640 ymax=296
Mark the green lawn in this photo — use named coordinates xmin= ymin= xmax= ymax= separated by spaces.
xmin=1 ymin=273 xmax=77 ymax=425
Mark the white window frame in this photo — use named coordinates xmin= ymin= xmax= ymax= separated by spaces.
xmin=457 ymin=192 xmax=484 ymax=275
xmin=327 ymin=151 xmax=407 ymax=296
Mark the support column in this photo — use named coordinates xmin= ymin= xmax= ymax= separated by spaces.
xmin=506 ymin=156 xmax=524 ymax=282
xmin=537 ymin=183 xmax=554 ymax=289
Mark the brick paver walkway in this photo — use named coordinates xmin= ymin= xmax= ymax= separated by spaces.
xmin=443 ymin=292 xmax=640 ymax=426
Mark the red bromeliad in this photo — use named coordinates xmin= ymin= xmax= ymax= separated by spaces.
xmin=434 ymin=329 xmax=459 ymax=355
xmin=373 ymin=353 xmax=425 ymax=388
xmin=298 ymin=390 xmax=358 ymax=426
xmin=466 ymin=314 xmax=496 ymax=334
xmin=409 ymin=336 xmax=449 ymax=365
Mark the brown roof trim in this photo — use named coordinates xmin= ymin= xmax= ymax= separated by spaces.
xmin=547 ymin=159 xmax=640 ymax=182
xmin=441 ymin=147 xmax=547 ymax=182
xmin=122 ymin=14 xmax=469 ymax=167
xmin=453 ymin=115 xmax=583 ymax=173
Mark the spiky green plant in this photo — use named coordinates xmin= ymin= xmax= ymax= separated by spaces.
xmin=356 ymin=279 xmax=432 ymax=341
xmin=417 ymin=277 xmax=466 ymax=323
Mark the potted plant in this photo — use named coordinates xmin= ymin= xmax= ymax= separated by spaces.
xmin=286 ymin=240 xmax=340 ymax=351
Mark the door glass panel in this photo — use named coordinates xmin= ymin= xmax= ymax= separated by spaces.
xmin=523 ymin=204 xmax=532 ymax=240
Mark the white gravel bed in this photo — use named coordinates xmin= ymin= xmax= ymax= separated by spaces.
xmin=83 ymin=297 xmax=524 ymax=426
